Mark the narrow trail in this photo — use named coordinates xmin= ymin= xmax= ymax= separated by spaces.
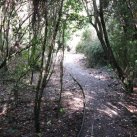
xmin=64 ymin=53 xmax=137 ymax=137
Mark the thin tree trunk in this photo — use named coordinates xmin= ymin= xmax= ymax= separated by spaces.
xmin=58 ymin=21 xmax=65 ymax=116
xmin=99 ymin=0 xmax=124 ymax=80
xmin=89 ymin=0 xmax=125 ymax=80
xmin=34 ymin=0 xmax=64 ymax=133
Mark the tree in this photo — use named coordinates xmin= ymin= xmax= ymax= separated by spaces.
xmin=82 ymin=0 xmax=124 ymax=80
xmin=33 ymin=0 xmax=64 ymax=133
xmin=81 ymin=0 xmax=137 ymax=92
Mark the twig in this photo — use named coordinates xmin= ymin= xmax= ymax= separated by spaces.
xmin=66 ymin=70 xmax=86 ymax=137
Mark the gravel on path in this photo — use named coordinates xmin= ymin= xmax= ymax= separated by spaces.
xmin=64 ymin=53 xmax=137 ymax=137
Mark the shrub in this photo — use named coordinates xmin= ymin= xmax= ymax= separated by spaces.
xmin=84 ymin=40 xmax=106 ymax=67
xmin=76 ymin=29 xmax=92 ymax=53
xmin=76 ymin=29 xmax=106 ymax=67
xmin=76 ymin=42 xmax=85 ymax=53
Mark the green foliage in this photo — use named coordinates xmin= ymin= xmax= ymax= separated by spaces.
xmin=59 ymin=108 xmax=65 ymax=113
xmin=107 ymin=2 xmax=137 ymax=92
xmin=76 ymin=42 xmax=86 ymax=53
xmin=63 ymin=0 xmax=88 ymax=36
xmin=76 ymin=29 xmax=106 ymax=67
xmin=84 ymin=40 xmax=106 ymax=67
xmin=12 ymin=57 xmax=29 ymax=79
xmin=76 ymin=29 xmax=92 ymax=53
xmin=109 ymin=19 xmax=137 ymax=73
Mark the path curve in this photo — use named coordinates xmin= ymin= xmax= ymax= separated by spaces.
xmin=64 ymin=53 xmax=137 ymax=137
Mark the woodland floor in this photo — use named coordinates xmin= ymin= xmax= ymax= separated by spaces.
xmin=0 ymin=57 xmax=84 ymax=137
xmin=0 ymin=53 xmax=137 ymax=137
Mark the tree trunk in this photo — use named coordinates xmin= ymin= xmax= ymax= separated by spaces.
xmin=91 ymin=0 xmax=125 ymax=80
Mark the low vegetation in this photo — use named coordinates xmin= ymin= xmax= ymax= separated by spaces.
xmin=76 ymin=29 xmax=107 ymax=67
xmin=0 ymin=0 xmax=137 ymax=136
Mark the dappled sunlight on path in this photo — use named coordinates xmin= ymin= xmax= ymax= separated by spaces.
xmin=64 ymin=53 xmax=137 ymax=137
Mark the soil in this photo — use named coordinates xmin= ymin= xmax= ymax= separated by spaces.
xmin=0 ymin=62 xmax=84 ymax=137
xmin=0 ymin=53 xmax=137 ymax=137
xmin=64 ymin=53 xmax=137 ymax=137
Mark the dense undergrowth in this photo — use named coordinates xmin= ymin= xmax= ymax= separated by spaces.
xmin=76 ymin=29 xmax=107 ymax=68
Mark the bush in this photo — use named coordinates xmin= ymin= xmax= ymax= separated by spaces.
xmin=76 ymin=29 xmax=92 ymax=53
xmin=76 ymin=42 xmax=85 ymax=53
xmin=84 ymin=40 xmax=106 ymax=67
xmin=76 ymin=40 xmax=91 ymax=53
xmin=76 ymin=29 xmax=106 ymax=67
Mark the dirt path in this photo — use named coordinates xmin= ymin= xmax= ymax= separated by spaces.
xmin=64 ymin=53 xmax=137 ymax=137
